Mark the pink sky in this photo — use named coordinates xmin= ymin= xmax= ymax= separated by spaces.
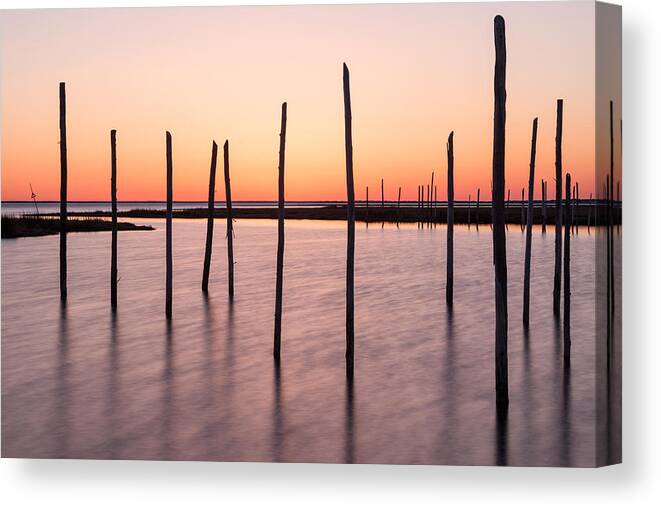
xmin=1 ymin=2 xmax=620 ymax=202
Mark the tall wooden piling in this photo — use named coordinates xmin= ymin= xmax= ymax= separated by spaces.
xmin=59 ymin=82 xmax=68 ymax=302
xmin=609 ymin=101 xmax=615 ymax=314
xmin=492 ymin=15 xmax=508 ymax=407
xmin=201 ymin=141 xmax=218 ymax=292
xmin=110 ymin=129 xmax=118 ymax=311
xmin=165 ymin=131 xmax=173 ymax=319
xmin=446 ymin=132 xmax=454 ymax=306
xmin=343 ymin=63 xmax=355 ymax=377
xmin=223 ymin=140 xmax=235 ymax=300
xmin=563 ymin=173 xmax=571 ymax=359
xmin=274 ymin=102 xmax=288 ymax=358
xmin=523 ymin=118 xmax=538 ymax=326
xmin=553 ymin=99 xmax=564 ymax=316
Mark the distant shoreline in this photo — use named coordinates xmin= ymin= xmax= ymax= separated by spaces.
xmin=1 ymin=215 xmax=154 ymax=239
xmin=29 ymin=203 xmax=619 ymax=226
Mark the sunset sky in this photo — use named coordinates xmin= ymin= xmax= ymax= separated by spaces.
xmin=1 ymin=2 xmax=619 ymax=202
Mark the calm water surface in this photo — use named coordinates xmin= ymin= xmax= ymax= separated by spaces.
xmin=1 ymin=219 xmax=619 ymax=465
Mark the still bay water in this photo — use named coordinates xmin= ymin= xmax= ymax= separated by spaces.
xmin=1 ymin=218 xmax=620 ymax=465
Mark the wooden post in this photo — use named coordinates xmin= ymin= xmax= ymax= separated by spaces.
xmin=59 ymin=82 xmax=68 ymax=302
xmin=201 ymin=141 xmax=218 ymax=292
xmin=492 ymin=15 xmax=508 ymax=407
xmin=563 ymin=173 xmax=571 ymax=360
xmin=343 ymin=63 xmax=355 ymax=378
xmin=553 ymin=99 xmax=564 ymax=316
xmin=588 ymin=192 xmax=593 ymax=230
xmin=366 ymin=186 xmax=369 ymax=223
xmin=224 ymin=140 xmax=235 ymax=300
xmin=274 ymin=102 xmax=287 ymax=358
xmin=434 ymin=185 xmax=438 ymax=223
xmin=381 ymin=178 xmax=384 ymax=208
xmin=430 ymin=171 xmax=435 ymax=224
xmin=165 ymin=131 xmax=173 ymax=319
xmin=609 ymin=101 xmax=615 ymax=314
xmin=446 ymin=132 xmax=454 ymax=306
xmin=110 ymin=129 xmax=118 ymax=311
xmin=523 ymin=118 xmax=538 ymax=327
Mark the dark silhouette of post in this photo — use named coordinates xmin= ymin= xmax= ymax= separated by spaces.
xmin=492 ymin=15 xmax=508 ymax=407
xmin=588 ymin=192 xmax=593 ymax=230
xmin=365 ymin=186 xmax=369 ymax=223
xmin=446 ymin=132 xmax=454 ymax=306
xmin=553 ymin=99 xmax=564 ymax=316
xmin=59 ymin=82 xmax=68 ymax=302
xmin=523 ymin=118 xmax=538 ymax=326
xmin=201 ymin=141 xmax=218 ymax=292
xmin=520 ymin=187 xmax=525 ymax=230
xmin=563 ymin=173 xmax=572 ymax=360
xmin=223 ymin=140 xmax=234 ymax=300
xmin=430 ymin=171 xmax=435 ymax=224
xmin=165 ymin=131 xmax=173 ymax=319
xmin=468 ymin=193 xmax=472 ymax=227
xmin=609 ymin=101 xmax=615 ymax=314
xmin=274 ymin=102 xmax=287 ymax=359
xmin=110 ymin=129 xmax=118 ymax=311
xmin=343 ymin=63 xmax=355 ymax=378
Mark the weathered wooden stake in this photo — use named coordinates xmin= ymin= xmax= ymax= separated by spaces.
xmin=224 ymin=140 xmax=235 ymax=300
xmin=609 ymin=101 xmax=615 ymax=314
xmin=588 ymin=192 xmax=593 ymax=230
xmin=343 ymin=63 xmax=355 ymax=377
xmin=520 ymin=187 xmax=525 ymax=231
xmin=430 ymin=171 xmax=435 ymax=224
xmin=563 ymin=173 xmax=572 ymax=359
xmin=165 ymin=131 xmax=173 ymax=319
xmin=492 ymin=15 xmax=508 ymax=407
xmin=468 ymin=193 xmax=472 ymax=227
xmin=59 ymin=82 xmax=68 ymax=302
xmin=110 ymin=129 xmax=118 ymax=311
xmin=274 ymin=102 xmax=287 ymax=358
xmin=476 ymin=188 xmax=481 ymax=228
xmin=446 ymin=132 xmax=454 ymax=306
xmin=523 ymin=118 xmax=538 ymax=327
xmin=366 ymin=186 xmax=369 ymax=223
xmin=553 ymin=99 xmax=564 ymax=316
xmin=381 ymin=178 xmax=384 ymax=208
xmin=201 ymin=141 xmax=218 ymax=292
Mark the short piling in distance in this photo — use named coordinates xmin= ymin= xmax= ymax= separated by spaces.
xmin=563 ymin=173 xmax=572 ymax=360
xmin=553 ymin=99 xmax=564 ymax=316
xmin=446 ymin=132 xmax=454 ymax=306
xmin=223 ymin=140 xmax=235 ymax=300
xmin=520 ymin=187 xmax=525 ymax=231
xmin=397 ymin=186 xmax=401 ymax=225
xmin=59 ymin=82 xmax=68 ymax=302
xmin=274 ymin=102 xmax=287 ymax=359
xmin=492 ymin=14 xmax=509 ymax=407
xmin=365 ymin=186 xmax=369 ymax=223
xmin=201 ymin=141 xmax=218 ymax=293
xmin=523 ymin=118 xmax=538 ymax=327
xmin=541 ymin=179 xmax=547 ymax=233
xmin=165 ymin=131 xmax=173 ymax=319
xmin=468 ymin=193 xmax=472 ymax=227
xmin=110 ymin=129 xmax=118 ymax=311
xmin=477 ymin=188 xmax=481 ymax=228
xmin=343 ymin=63 xmax=355 ymax=378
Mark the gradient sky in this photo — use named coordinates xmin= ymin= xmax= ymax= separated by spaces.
xmin=1 ymin=2 xmax=617 ymax=202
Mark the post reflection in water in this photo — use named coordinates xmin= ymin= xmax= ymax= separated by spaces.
xmin=0 ymin=220 xmax=614 ymax=465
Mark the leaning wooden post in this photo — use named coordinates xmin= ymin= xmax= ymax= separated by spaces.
xmin=343 ymin=63 xmax=355 ymax=378
xmin=563 ymin=173 xmax=572 ymax=360
xmin=223 ymin=140 xmax=235 ymax=300
xmin=523 ymin=118 xmax=538 ymax=327
xmin=274 ymin=102 xmax=288 ymax=359
xmin=201 ymin=141 xmax=218 ymax=292
xmin=59 ymin=82 xmax=68 ymax=302
xmin=492 ymin=15 xmax=508 ymax=407
xmin=165 ymin=131 xmax=173 ymax=319
xmin=553 ymin=98 xmax=564 ymax=316
xmin=446 ymin=132 xmax=454 ymax=306
xmin=110 ymin=129 xmax=118 ymax=311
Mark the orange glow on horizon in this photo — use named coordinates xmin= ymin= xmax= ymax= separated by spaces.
xmin=1 ymin=3 xmax=620 ymax=203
